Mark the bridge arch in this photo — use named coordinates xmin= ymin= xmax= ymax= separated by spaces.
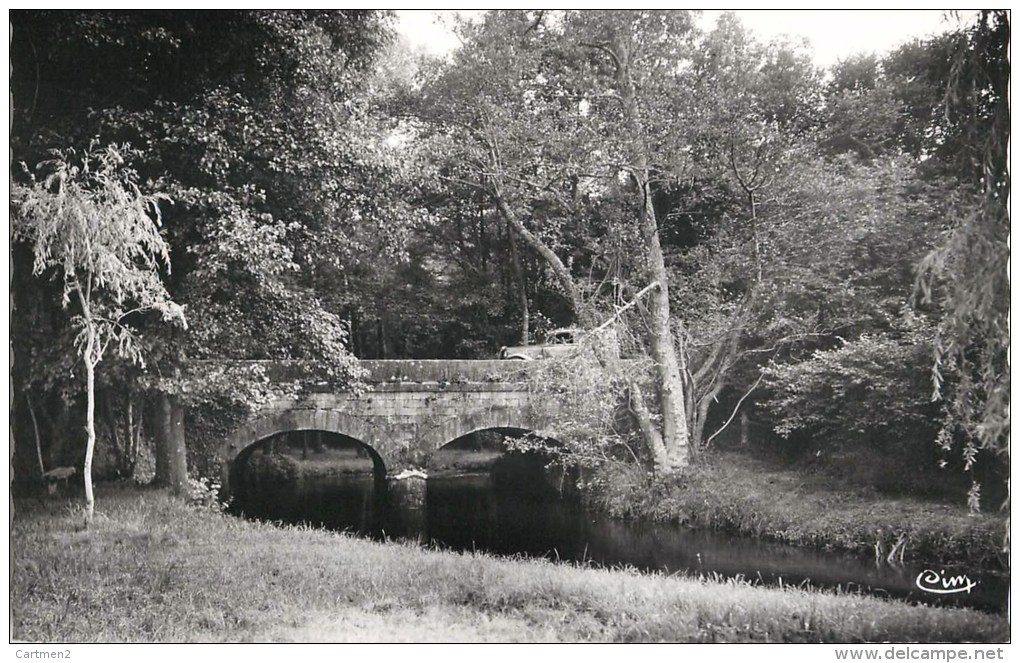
xmin=218 ymin=408 xmax=390 ymax=497
xmin=215 ymin=383 xmax=561 ymax=496
xmin=418 ymin=409 xmax=557 ymax=456
xmin=427 ymin=425 xmax=573 ymax=510
xmin=428 ymin=425 xmax=563 ymax=470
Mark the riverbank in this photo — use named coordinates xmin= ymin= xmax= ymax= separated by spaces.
xmin=588 ymin=451 xmax=1007 ymax=571
xmin=11 ymin=486 xmax=1007 ymax=643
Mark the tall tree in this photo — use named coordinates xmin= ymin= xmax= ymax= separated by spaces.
xmin=563 ymin=11 xmax=700 ymax=468
xmin=915 ymin=11 xmax=1009 ymax=505
xmin=10 ymin=10 xmax=396 ymax=368
xmin=413 ymin=11 xmax=705 ymax=468
xmin=12 ymin=144 xmax=185 ymax=522
xmin=410 ymin=11 xmax=589 ymax=320
xmin=666 ymin=13 xmax=823 ymax=450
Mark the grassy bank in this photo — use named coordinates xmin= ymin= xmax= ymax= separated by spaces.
xmin=589 ymin=451 xmax=1007 ymax=571
xmin=11 ymin=486 xmax=1008 ymax=643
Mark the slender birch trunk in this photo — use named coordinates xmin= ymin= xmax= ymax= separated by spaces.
xmin=83 ymin=326 xmax=97 ymax=525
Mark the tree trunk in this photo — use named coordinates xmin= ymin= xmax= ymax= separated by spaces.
xmin=612 ymin=38 xmax=691 ymax=469
xmin=127 ymin=396 xmax=144 ymax=478
xmin=377 ymin=318 xmax=387 ymax=359
xmin=26 ymin=392 xmax=45 ymax=478
xmin=83 ymin=330 xmax=97 ymax=525
xmin=629 ymin=382 xmax=670 ymax=472
xmin=693 ymin=381 xmax=724 ymax=450
xmin=154 ymin=396 xmax=169 ymax=485
xmin=493 ymin=191 xmax=584 ymax=322
xmin=154 ymin=392 xmax=188 ymax=495
xmin=507 ymin=219 xmax=530 ymax=343
xmin=643 ymin=217 xmax=691 ymax=468
xmin=100 ymin=390 xmax=123 ymax=476
xmin=749 ymin=191 xmax=763 ymax=283
xmin=478 ymin=194 xmax=489 ymax=272
xmin=350 ymin=308 xmax=361 ymax=357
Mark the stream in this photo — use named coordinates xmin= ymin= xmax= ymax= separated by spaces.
xmin=230 ymin=443 xmax=1008 ymax=614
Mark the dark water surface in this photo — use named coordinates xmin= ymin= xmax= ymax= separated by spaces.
xmin=232 ymin=465 xmax=1008 ymax=614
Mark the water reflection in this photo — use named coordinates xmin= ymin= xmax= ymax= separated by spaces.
xmin=231 ymin=439 xmax=1007 ymax=614
xmin=424 ymin=473 xmax=1007 ymax=613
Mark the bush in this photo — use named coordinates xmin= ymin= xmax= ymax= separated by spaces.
xmin=186 ymin=476 xmax=228 ymax=511
xmin=753 ymin=321 xmax=1010 ymax=504
xmin=760 ymin=326 xmax=939 ymax=455
xmin=509 ymin=333 xmax=647 ymax=471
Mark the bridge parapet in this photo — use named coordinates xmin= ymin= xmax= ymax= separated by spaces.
xmin=211 ymin=359 xmax=536 ymax=386
xmin=359 ymin=359 xmax=532 ymax=384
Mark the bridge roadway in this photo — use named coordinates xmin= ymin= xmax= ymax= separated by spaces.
xmin=215 ymin=360 xmax=561 ymax=496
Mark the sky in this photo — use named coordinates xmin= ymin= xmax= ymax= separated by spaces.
xmin=394 ymin=9 xmax=975 ymax=67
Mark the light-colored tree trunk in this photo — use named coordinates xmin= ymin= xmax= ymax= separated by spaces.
xmin=628 ymin=382 xmax=670 ymax=471
xmin=612 ymin=38 xmax=692 ymax=469
xmin=83 ymin=326 xmax=97 ymax=525
xmin=642 ymin=213 xmax=691 ymax=468
xmin=693 ymin=381 xmax=725 ymax=451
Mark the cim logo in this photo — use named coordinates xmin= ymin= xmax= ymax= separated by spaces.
xmin=915 ymin=569 xmax=978 ymax=595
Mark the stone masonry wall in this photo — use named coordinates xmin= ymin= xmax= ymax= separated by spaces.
xmin=217 ymin=361 xmax=558 ymax=493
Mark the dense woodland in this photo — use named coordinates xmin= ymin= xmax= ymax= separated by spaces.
xmin=9 ymin=11 xmax=1009 ymax=518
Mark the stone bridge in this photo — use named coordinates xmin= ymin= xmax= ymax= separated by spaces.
xmin=215 ymin=360 xmax=561 ymax=496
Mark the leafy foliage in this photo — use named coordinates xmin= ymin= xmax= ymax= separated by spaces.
xmin=12 ymin=143 xmax=185 ymax=355
xmin=761 ymin=323 xmax=938 ymax=450
xmin=10 ymin=12 xmax=393 ymax=468
xmin=915 ymin=11 xmax=1010 ymax=469
xmin=509 ymin=330 xmax=646 ymax=470
xmin=186 ymin=477 xmax=229 ymax=512
xmin=8 ymin=10 xmax=1007 ymax=513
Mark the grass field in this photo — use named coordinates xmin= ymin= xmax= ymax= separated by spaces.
xmin=11 ymin=485 xmax=1008 ymax=643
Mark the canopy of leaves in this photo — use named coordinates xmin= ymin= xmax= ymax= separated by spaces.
xmin=11 ymin=10 xmax=402 ymax=395
xmin=11 ymin=143 xmax=186 ymax=365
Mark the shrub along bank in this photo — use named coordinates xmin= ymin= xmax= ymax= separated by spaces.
xmin=585 ymin=451 xmax=1007 ymax=571
xmin=10 ymin=486 xmax=1008 ymax=643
